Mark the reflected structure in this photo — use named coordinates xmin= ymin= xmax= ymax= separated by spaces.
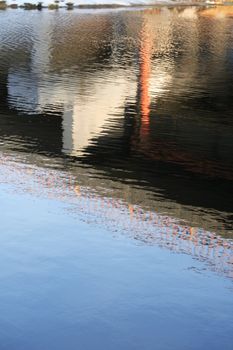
xmin=0 ymin=7 xmax=233 ymax=237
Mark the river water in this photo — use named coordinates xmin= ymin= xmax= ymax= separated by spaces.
xmin=0 ymin=6 xmax=233 ymax=350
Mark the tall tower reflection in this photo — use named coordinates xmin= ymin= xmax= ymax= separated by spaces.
xmin=138 ymin=16 xmax=152 ymax=142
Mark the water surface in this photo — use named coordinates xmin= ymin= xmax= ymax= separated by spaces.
xmin=0 ymin=6 xmax=233 ymax=350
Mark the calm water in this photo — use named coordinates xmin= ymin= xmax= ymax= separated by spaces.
xmin=0 ymin=6 xmax=233 ymax=349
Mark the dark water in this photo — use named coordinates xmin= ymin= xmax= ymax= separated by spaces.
xmin=0 ymin=7 xmax=233 ymax=234
xmin=0 ymin=7 xmax=233 ymax=350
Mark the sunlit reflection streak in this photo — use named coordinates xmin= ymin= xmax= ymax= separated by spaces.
xmin=139 ymin=17 xmax=152 ymax=139
xmin=0 ymin=152 xmax=232 ymax=279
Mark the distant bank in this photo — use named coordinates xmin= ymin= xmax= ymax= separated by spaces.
xmin=0 ymin=0 xmax=224 ymax=11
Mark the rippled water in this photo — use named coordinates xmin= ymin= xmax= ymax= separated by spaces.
xmin=0 ymin=6 xmax=233 ymax=349
xmin=0 ymin=7 xmax=233 ymax=234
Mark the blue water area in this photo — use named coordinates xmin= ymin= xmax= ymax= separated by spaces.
xmin=0 ymin=184 xmax=232 ymax=350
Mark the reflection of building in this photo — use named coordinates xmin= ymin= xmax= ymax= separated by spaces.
xmin=4 ymin=10 xmax=174 ymax=157
xmin=62 ymin=72 xmax=136 ymax=156
xmin=1 ymin=8 xmax=233 ymax=236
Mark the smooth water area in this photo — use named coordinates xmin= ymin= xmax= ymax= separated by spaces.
xmin=1 ymin=183 xmax=233 ymax=350
xmin=0 ymin=6 xmax=233 ymax=349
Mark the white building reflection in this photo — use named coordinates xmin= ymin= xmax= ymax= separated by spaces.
xmin=5 ymin=8 xmax=175 ymax=156
xmin=61 ymin=72 xmax=136 ymax=156
xmin=3 ymin=6 xmax=232 ymax=178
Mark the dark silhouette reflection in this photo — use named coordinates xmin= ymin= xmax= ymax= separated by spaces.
xmin=1 ymin=152 xmax=233 ymax=280
xmin=0 ymin=73 xmax=63 ymax=155
xmin=0 ymin=7 xmax=233 ymax=237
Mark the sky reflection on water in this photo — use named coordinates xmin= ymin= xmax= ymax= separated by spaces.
xmin=1 ymin=152 xmax=233 ymax=280
xmin=1 ymin=155 xmax=233 ymax=350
